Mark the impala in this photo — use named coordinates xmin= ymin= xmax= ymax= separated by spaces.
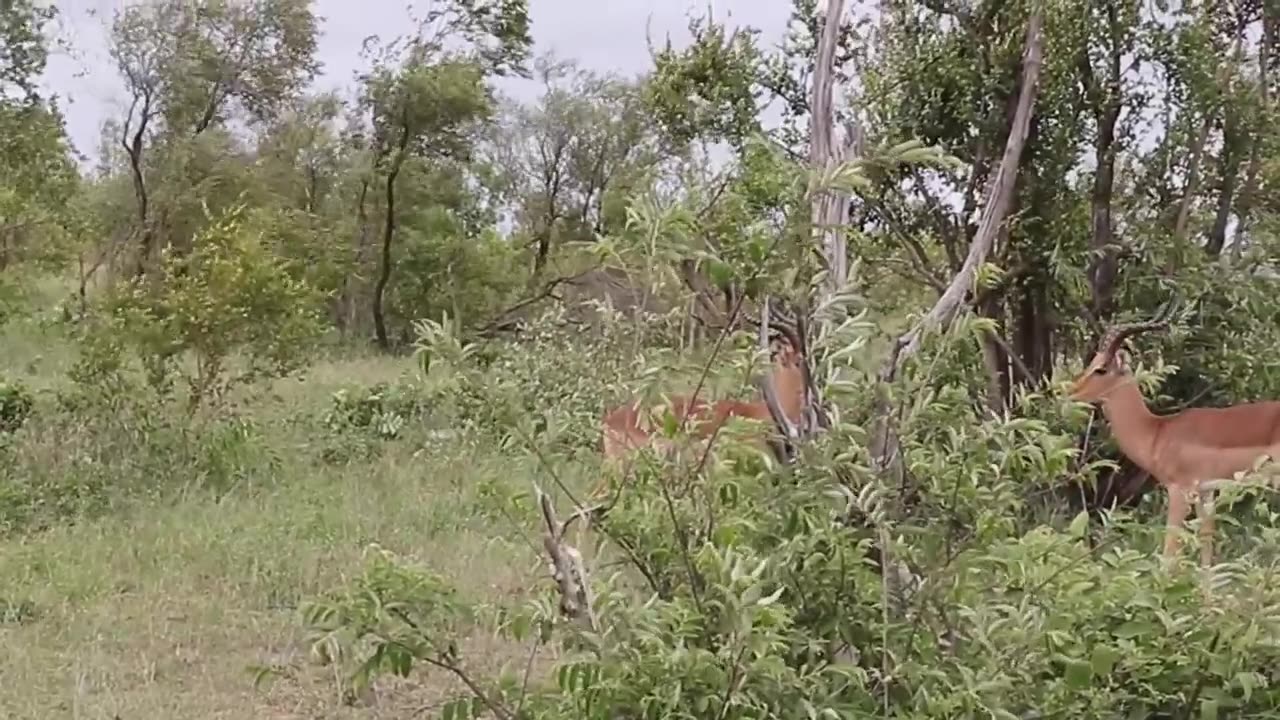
xmin=592 ymin=311 xmax=811 ymax=500
xmin=1068 ymin=302 xmax=1280 ymax=567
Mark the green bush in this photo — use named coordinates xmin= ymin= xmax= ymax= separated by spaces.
xmin=98 ymin=202 xmax=324 ymax=411
xmin=299 ymin=301 xmax=1280 ymax=719
xmin=0 ymin=378 xmax=33 ymax=434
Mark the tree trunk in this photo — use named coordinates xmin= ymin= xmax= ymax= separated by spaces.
xmin=1013 ymin=276 xmax=1052 ymax=383
xmin=877 ymin=9 xmax=1045 ymax=387
xmin=373 ymin=126 xmax=410 ymax=351
xmin=1082 ymin=2 xmax=1129 ymax=319
xmin=339 ymin=176 xmax=373 ymax=337
xmin=1172 ymin=115 xmax=1211 ymax=243
xmin=533 ymin=225 xmax=552 ymax=277
xmin=1173 ymin=51 xmax=1236 ymax=244
xmin=808 ymin=0 xmax=859 ymax=305
xmin=977 ymin=293 xmax=1010 ymax=413
xmin=1087 ymin=96 xmax=1121 ymax=318
xmin=124 ymin=95 xmax=154 ymax=279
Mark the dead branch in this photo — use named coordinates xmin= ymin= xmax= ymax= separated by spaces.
xmin=535 ymin=485 xmax=597 ymax=631
xmin=475 ymin=267 xmax=597 ymax=336
xmin=877 ymin=8 xmax=1046 ymax=387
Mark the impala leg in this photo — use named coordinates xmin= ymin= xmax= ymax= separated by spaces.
xmin=1197 ymin=485 xmax=1217 ymax=570
xmin=1161 ymin=486 xmax=1191 ymax=567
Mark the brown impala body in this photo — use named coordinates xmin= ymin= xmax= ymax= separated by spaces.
xmin=1068 ymin=303 xmax=1280 ymax=566
xmin=602 ymin=339 xmax=806 ymax=455
xmin=593 ymin=332 xmax=808 ymax=500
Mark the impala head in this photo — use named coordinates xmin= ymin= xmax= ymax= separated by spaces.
xmin=1069 ymin=300 xmax=1177 ymax=404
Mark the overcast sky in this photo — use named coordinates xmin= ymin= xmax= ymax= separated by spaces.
xmin=39 ymin=0 xmax=793 ymax=163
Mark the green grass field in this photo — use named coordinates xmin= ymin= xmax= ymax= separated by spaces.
xmin=0 ymin=284 xmax=580 ymax=718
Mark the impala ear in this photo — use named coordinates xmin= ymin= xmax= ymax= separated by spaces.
xmin=1114 ymin=348 xmax=1131 ymax=370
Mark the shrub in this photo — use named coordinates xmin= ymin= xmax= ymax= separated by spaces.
xmin=0 ymin=378 xmax=33 ymax=434
xmin=96 ymin=202 xmax=325 ymax=411
xmin=299 ymin=305 xmax=1280 ymax=719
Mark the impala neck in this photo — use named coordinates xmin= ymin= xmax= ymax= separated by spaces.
xmin=1097 ymin=378 xmax=1163 ymax=474
xmin=769 ymin=357 xmax=807 ymax=424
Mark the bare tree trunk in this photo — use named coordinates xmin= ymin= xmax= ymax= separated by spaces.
xmin=1013 ymin=276 xmax=1052 ymax=382
xmin=873 ymin=5 xmax=1044 ymax=470
xmin=977 ymin=293 xmax=1010 ymax=413
xmin=1083 ymin=19 xmax=1123 ymax=318
xmin=1173 ymin=52 xmax=1236 ymax=244
xmin=808 ymin=0 xmax=860 ymax=304
xmin=1172 ymin=116 xmax=1211 ymax=243
xmin=1206 ymin=33 xmax=1248 ymax=258
xmin=877 ymin=9 xmax=1045 ymax=389
xmin=373 ymin=124 xmax=411 ymax=351
xmin=338 ymin=176 xmax=373 ymax=337
xmin=780 ymin=0 xmax=861 ymax=445
xmin=123 ymin=94 xmax=154 ymax=279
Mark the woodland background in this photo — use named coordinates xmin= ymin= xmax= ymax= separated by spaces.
xmin=2 ymin=0 xmax=1280 ymax=717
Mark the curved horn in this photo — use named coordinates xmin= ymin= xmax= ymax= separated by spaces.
xmin=1098 ymin=296 xmax=1179 ymax=360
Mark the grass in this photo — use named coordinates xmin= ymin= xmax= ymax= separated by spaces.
xmin=0 ymin=295 xmax=578 ymax=718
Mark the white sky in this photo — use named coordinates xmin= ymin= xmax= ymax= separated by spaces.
xmin=40 ymin=0 xmax=794 ymax=163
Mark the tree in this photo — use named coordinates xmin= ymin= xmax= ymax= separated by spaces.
xmin=109 ymin=0 xmax=321 ymax=277
xmin=356 ymin=0 xmax=532 ymax=350
xmin=0 ymin=0 xmax=78 ymax=278
xmin=490 ymin=56 xmax=665 ymax=276
xmin=0 ymin=0 xmax=56 ymax=102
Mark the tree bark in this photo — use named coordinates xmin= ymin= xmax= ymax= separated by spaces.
xmin=372 ymin=118 xmax=411 ymax=351
xmin=872 ymin=6 xmax=1043 ymax=485
xmin=1173 ymin=52 xmax=1236 ymax=244
xmin=977 ymin=292 xmax=1010 ymax=413
xmin=123 ymin=93 xmax=154 ymax=279
xmin=1080 ymin=4 xmax=1125 ymax=318
xmin=1205 ymin=33 xmax=1248 ymax=258
xmin=808 ymin=0 xmax=860 ymax=303
xmin=338 ymin=175 xmax=373 ymax=336
xmin=877 ymin=9 xmax=1045 ymax=388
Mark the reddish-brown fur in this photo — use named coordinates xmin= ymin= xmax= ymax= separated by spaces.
xmin=594 ymin=339 xmax=807 ymax=498
xmin=1070 ymin=346 xmax=1280 ymax=567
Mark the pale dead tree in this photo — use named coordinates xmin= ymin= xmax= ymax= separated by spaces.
xmin=866 ymin=8 xmax=1046 ymax=613
xmin=808 ymin=0 xmax=863 ymax=302
xmin=763 ymin=0 xmax=859 ymax=447
xmin=876 ymin=8 xmax=1046 ymax=406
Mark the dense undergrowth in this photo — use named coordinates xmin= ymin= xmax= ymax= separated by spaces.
xmin=5 ymin=270 xmax=1280 ymax=718
xmin=4 ymin=0 xmax=1280 ymax=714
xmin=292 ymin=307 xmax=1280 ymax=718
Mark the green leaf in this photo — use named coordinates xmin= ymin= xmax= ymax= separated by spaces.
xmin=1235 ymin=671 xmax=1260 ymax=702
xmin=1090 ymin=644 xmax=1120 ymax=675
xmin=1063 ymin=658 xmax=1092 ymax=689
xmin=1113 ymin=619 xmax=1160 ymax=639
xmin=662 ymin=408 xmax=680 ymax=438
xmin=1068 ymin=510 xmax=1090 ymax=538
xmin=707 ymin=259 xmax=735 ymax=288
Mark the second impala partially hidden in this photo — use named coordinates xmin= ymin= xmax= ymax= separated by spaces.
xmin=593 ymin=311 xmax=810 ymax=500
xmin=1068 ymin=302 xmax=1280 ymax=567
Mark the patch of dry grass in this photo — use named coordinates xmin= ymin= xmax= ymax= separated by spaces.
xmin=0 ymin=346 xmax=571 ymax=719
